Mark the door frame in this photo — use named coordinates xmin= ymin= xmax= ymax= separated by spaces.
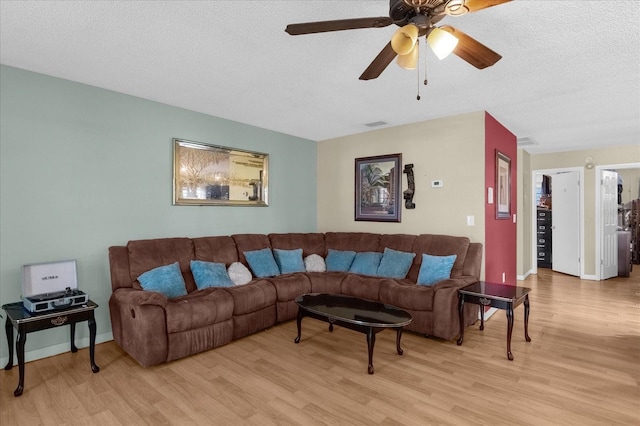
xmin=594 ymin=162 xmax=640 ymax=280
xmin=530 ymin=167 xmax=585 ymax=278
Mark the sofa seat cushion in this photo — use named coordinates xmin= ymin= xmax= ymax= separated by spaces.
xmin=378 ymin=280 xmax=435 ymax=311
xmin=268 ymin=273 xmax=311 ymax=302
xmin=306 ymin=272 xmax=345 ymax=294
xmin=165 ymin=288 xmax=234 ymax=334
xmin=340 ymin=274 xmax=387 ymax=301
xmin=223 ymin=280 xmax=277 ymax=316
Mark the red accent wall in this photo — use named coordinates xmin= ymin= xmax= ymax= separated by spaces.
xmin=484 ymin=112 xmax=517 ymax=285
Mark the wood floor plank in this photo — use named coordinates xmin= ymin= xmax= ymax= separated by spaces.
xmin=1 ymin=268 xmax=638 ymax=424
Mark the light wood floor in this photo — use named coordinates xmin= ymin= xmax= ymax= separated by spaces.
xmin=2 ymin=269 xmax=639 ymax=425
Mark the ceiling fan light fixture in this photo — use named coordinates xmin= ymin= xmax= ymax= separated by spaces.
xmin=396 ymin=42 xmax=419 ymax=70
xmin=391 ymin=24 xmax=419 ymax=56
xmin=445 ymin=0 xmax=469 ymax=16
xmin=427 ymin=27 xmax=458 ymax=60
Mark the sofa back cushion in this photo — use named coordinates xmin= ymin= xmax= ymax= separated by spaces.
xmin=325 ymin=232 xmax=380 ymax=254
xmin=193 ymin=236 xmax=239 ymax=265
xmin=231 ymin=234 xmax=271 ymax=267
xmin=378 ymin=234 xmax=417 ymax=253
xmin=268 ymin=233 xmax=325 ymax=257
xmin=408 ymin=234 xmax=470 ymax=282
xmin=128 ymin=238 xmax=196 ymax=293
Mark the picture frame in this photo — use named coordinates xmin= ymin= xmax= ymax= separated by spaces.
xmin=173 ymin=138 xmax=268 ymax=206
xmin=355 ymin=153 xmax=402 ymax=222
xmin=496 ymin=150 xmax=511 ymax=219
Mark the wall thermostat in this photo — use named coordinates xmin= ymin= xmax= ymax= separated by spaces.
xmin=431 ymin=180 xmax=443 ymax=188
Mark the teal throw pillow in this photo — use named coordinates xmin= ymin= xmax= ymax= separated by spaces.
xmin=377 ymin=247 xmax=416 ymax=279
xmin=138 ymin=262 xmax=188 ymax=298
xmin=325 ymin=249 xmax=356 ymax=272
xmin=190 ymin=260 xmax=234 ymax=289
xmin=349 ymin=251 xmax=383 ymax=276
xmin=273 ymin=248 xmax=305 ymax=274
xmin=417 ymin=254 xmax=457 ymax=286
xmin=244 ymin=248 xmax=280 ymax=278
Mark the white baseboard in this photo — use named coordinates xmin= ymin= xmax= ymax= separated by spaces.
xmin=0 ymin=332 xmax=113 ymax=368
xmin=580 ymin=274 xmax=599 ymax=281
xmin=517 ymin=269 xmax=534 ymax=281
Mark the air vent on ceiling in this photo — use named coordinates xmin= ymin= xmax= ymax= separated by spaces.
xmin=365 ymin=121 xmax=388 ymax=128
xmin=517 ymin=137 xmax=538 ymax=147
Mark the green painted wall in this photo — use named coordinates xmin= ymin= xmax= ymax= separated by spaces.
xmin=0 ymin=65 xmax=317 ymax=360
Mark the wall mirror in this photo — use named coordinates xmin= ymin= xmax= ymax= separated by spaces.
xmin=173 ymin=138 xmax=268 ymax=206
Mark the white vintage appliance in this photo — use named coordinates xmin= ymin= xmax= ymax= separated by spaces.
xmin=21 ymin=259 xmax=88 ymax=313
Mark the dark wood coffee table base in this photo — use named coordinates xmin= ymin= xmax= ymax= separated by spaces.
xmin=457 ymin=282 xmax=531 ymax=361
xmin=295 ymin=308 xmax=405 ymax=374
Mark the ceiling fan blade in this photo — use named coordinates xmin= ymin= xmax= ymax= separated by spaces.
xmin=463 ymin=0 xmax=512 ymax=13
xmin=441 ymin=26 xmax=502 ymax=69
xmin=285 ymin=17 xmax=393 ymax=35
xmin=359 ymin=42 xmax=397 ymax=81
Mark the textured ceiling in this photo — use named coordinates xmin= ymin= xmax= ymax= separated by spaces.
xmin=1 ymin=1 xmax=638 ymax=154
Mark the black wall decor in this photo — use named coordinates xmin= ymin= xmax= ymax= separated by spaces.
xmin=403 ymin=164 xmax=415 ymax=209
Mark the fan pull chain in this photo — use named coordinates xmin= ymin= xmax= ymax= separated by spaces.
xmin=424 ymin=47 xmax=429 ymax=87
xmin=416 ymin=40 xmax=421 ymax=101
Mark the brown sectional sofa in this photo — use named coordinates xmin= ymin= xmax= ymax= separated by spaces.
xmin=108 ymin=232 xmax=481 ymax=367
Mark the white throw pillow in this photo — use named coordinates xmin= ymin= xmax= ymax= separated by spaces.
xmin=227 ymin=262 xmax=252 ymax=286
xmin=304 ymin=254 xmax=326 ymax=273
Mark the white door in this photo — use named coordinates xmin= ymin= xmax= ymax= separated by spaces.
xmin=552 ymin=172 xmax=581 ymax=276
xmin=601 ymin=170 xmax=618 ymax=279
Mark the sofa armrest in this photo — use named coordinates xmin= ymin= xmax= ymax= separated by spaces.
xmin=109 ymin=288 xmax=168 ymax=367
xmin=111 ymin=288 xmax=168 ymax=308
xmin=432 ymin=275 xmax=478 ymax=290
xmin=431 ymin=276 xmax=479 ymax=340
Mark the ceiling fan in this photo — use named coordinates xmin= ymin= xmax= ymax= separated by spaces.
xmin=285 ymin=0 xmax=511 ymax=81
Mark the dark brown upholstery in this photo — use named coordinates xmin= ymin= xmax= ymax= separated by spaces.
xmin=223 ymin=280 xmax=277 ymax=339
xmin=325 ymin=232 xmax=381 ymax=254
xmin=108 ymin=232 xmax=482 ymax=367
xmin=193 ymin=236 xmax=239 ymax=265
xmin=407 ymin=234 xmax=470 ymax=282
xmin=128 ymin=238 xmax=197 ymax=292
xmin=231 ymin=234 xmax=271 ymax=267
xmin=268 ymin=233 xmax=325 ymax=257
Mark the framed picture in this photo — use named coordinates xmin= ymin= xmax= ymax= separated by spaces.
xmin=173 ymin=138 xmax=268 ymax=206
xmin=355 ymin=153 xmax=402 ymax=222
xmin=496 ymin=150 xmax=511 ymax=219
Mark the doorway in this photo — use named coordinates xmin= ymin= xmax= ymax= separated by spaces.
xmin=531 ymin=167 xmax=584 ymax=278
xmin=595 ymin=163 xmax=640 ymax=280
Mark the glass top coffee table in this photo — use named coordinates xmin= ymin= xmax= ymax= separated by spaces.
xmin=294 ymin=293 xmax=412 ymax=374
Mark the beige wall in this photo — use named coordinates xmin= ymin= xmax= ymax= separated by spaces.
xmin=317 ymin=110 xmax=638 ymax=280
xmin=528 ymin=145 xmax=640 ymax=277
xmin=517 ymin=149 xmax=532 ymax=277
xmin=317 ymin=112 xmax=486 ymax=269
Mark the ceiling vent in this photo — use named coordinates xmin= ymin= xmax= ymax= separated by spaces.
xmin=517 ymin=137 xmax=538 ymax=147
xmin=365 ymin=121 xmax=388 ymax=128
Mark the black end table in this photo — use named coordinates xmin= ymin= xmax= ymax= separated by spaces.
xmin=2 ymin=300 xmax=100 ymax=397
xmin=457 ymin=282 xmax=531 ymax=360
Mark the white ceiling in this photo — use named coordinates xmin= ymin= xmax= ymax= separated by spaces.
xmin=1 ymin=1 xmax=638 ymax=154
